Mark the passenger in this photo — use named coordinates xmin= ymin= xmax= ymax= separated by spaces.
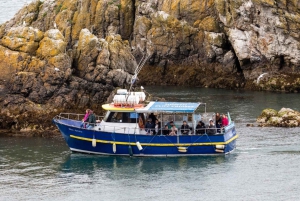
xmin=216 ymin=113 xmax=222 ymax=132
xmin=138 ymin=115 xmax=144 ymax=130
xmin=222 ymin=114 xmax=229 ymax=127
xmin=162 ymin=125 xmax=169 ymax=135
xmin=180 ymin=120 xmax=190 ymax=135
xmin=80 ymin=109 xmax=90 ymax=128
xmin=196 ymin=121 xmax=206 ymax=135
xmin=207 ymin=119 xmax=216 ymax=134
xmin=169 ymin=125 xmax=178 ymax=136
xmin=145 ymin=118 xmax=154 ymax=135
xmin=167 ymin=120 xmax=175 ymax=129
xmin=148 ymin=113 xmax=157 ymax=123
xmin=87 ymin=110 xmax=96 ymax=129
xmin=154 ymin=119 xmax=161 ymax=135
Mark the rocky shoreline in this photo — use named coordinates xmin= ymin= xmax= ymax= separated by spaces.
xmin=257 ymin=108 xmax=300 ymax=127
xmin=0 ymin=0 xmax=300 ymax=133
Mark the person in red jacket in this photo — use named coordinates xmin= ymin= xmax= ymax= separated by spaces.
xmin=222 ymin=114 xmax=229 ymax=127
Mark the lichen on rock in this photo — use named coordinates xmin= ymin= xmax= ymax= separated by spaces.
xmin=257 ymin=108 xmax=300 ymax=127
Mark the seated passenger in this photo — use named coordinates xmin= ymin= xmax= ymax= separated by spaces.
xmin=196 ymin=121 xmax=206 ymax=135
xmin=207 ymin=119 xmax=216 ymax=135
xmin=145 ymin=118 xmax=154 ymax=135
xmin=180 ymin=120 xmax=190 ymax=135
xmin=167 ymin=120 xmax=175 ymax=129
xmin=162 ymin=125 xmax=169 ymax=135
xmin=169 ymin=125 xmax=178 ymax=136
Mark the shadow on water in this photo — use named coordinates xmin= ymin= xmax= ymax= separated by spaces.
xmin=59 ymin=153 xmax=237 ymax=176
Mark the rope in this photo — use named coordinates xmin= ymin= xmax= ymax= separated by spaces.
xmin=160 ymin=133 xmax=213 ymax=150
xmin=185 ymin=133 xmax=212 ymax=150
xmin=141 ymin=134 xmax=157 ymax=152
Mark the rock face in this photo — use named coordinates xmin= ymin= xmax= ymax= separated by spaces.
xmin=0 ymin=0 xmax=137 ymax=132
xmin=133 ymin=0 xmax=300 ymax=90
xmin=257 ymin=108 xmax=300 ymax=127
xmin=0 ymin=0 xmax=300 ymax=132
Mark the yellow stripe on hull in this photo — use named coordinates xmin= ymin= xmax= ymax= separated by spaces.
xmin=70 ymin=134 xmax=238 ymax=147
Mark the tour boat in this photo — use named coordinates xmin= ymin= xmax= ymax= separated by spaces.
xmin=53 ymin=55 xmax=238 ymax=156
xmin=53 ymin=89 xmax=238 ymax=156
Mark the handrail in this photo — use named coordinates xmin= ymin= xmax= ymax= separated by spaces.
xmin=56 ymin=113 xmax=104 ymax=121
xmin=54 ymin=114 xmax=230 ymax=135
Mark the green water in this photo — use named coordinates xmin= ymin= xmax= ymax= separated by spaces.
xmin=1 ymin=87 xmax=300 ymax=201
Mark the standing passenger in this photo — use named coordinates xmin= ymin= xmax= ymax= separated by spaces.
xmin=145 ymin=118 xmax=154 ymax=134
xmin=80 ymin=109 xmax=90 ymax=128
xmin=87 ymin=110 xmax=96 ymax=129
xmin=216 ymin=113 xmax=222 ymax=129
xmin=154 ymin=119 xmax=161 ymax=135
xmin=149 ymin=113 xmax=157 ymax=123
xmin=138 ymin=115 xmax=144 ymax=130
xmin=222 ymin=114 xmax=229 ymax=127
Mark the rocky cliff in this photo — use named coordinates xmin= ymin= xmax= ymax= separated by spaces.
xmin=0 ymin=0 xmax=300 ymax=133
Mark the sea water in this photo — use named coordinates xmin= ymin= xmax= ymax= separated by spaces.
xmin=0 ymin=0 xmax=32 ymax=24
xmin=1 ymin=87 xmax=300 ymax=201
xmin=1 ymin=2 xmax=300 ymax=200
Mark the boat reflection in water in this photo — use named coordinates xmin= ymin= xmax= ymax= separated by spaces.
xmin=60 ymin=153 xmax=236 ymax=176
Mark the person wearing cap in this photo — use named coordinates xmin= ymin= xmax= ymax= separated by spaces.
xmin=180 ymin=120 xmax=190 ymax=135
xmin=207 ymin=119 xmax=216 ymax=134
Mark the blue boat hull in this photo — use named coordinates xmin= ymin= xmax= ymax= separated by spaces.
xmin=53 ymin=119 xmax=238 ymax=157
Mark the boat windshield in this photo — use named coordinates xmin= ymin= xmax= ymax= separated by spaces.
xmin=103 ymin=111 xmax=143 ymax=123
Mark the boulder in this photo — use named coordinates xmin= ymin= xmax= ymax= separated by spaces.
xmin=257 ymin=108 xmax=300 ymax=127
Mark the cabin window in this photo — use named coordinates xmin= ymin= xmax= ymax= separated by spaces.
xmin=105 ymin=112 xmax=139 ymax=123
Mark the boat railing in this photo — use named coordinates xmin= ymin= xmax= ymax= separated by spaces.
xmin=55 ymin=113 xmax=104 ymax=121
xmin=54 ymin=114 xmax=233 ymax=135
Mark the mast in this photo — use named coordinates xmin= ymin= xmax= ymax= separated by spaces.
xmin=128 ymin=53 xmax=151 ymax=93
